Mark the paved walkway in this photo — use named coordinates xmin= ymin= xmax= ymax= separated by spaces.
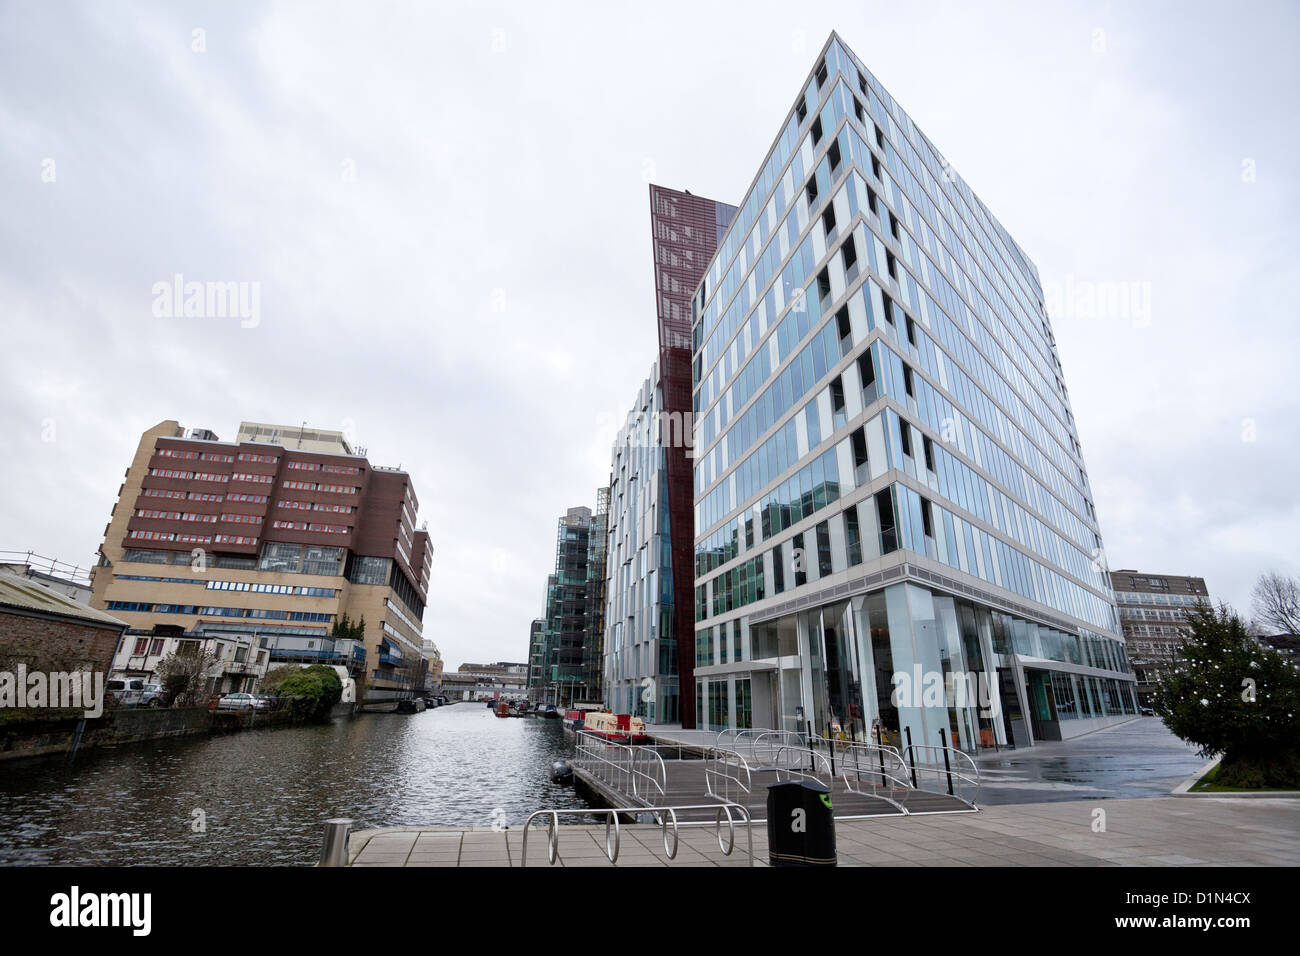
xmin=973 ymin=717 xmax=1208 ymax=804
xmin=347 ymin=795 xmax=1300 ymax=867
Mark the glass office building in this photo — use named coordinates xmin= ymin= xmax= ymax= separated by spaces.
xmin=604 ymin=364 xmax=678 ymax=722
xmin=689 ymin=32 xmax=1138 ymax=750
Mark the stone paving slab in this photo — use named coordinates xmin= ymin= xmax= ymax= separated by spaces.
xmin=347 ymin=796 xmax=1300 ymax=867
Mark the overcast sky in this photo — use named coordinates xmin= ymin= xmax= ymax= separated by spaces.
xmin=2 ymin=1 xmax=1297 ymax=667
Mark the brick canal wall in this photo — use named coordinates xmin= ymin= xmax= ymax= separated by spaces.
xmin=0 ymin=704 xmax=305 ymax=763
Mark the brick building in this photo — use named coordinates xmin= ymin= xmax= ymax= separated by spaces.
xmin=90 ymin=420 xmax=432 ymax=704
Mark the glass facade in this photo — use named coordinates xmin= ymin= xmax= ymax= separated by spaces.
xmin=688 ymin=32 xmax=1137 ymax=747
xmin=603 ymin=365 xmax=680 ymax=723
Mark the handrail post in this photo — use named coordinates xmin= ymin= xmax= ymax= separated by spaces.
xmin=875 ymin=724 xmax=886 ymax=786
xmin=940 ymin=728 xmax=954 ymax=795
xmin=904 ymin=726 xmax=918 ymax=788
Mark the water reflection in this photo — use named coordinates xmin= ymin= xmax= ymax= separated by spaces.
xmin=0 ymin=704 xmax=594 ymax=866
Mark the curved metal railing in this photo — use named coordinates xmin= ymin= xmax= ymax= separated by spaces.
xmin=828 ymin=740 xmax=916 ymax=812
xmin=521 ymin=803 xmax=753 ymax=867
xmin=704 ymin=747 xmax=760 ymax=805
xmin=574 ymin=731 xmax=668 ymax=807
xmin=899 ymin=742 xmax=981 ymax=809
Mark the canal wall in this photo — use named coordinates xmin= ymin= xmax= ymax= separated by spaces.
xmin=0 ymin=704 xmax=300 ymax=763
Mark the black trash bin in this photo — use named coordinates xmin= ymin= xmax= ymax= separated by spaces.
xmin=766 ymin=779 xmax=836 ymax=866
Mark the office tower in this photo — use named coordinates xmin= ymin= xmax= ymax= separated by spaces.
xmin=532 ymin=505 xmax=595 ymax=707
xmin=603 ymin=363 xmax=678 ymax=721
xmin=648 ymin=184 xmax=737 ymax=727
xmin=1110 ymin=570 xmax=1210 ymax=706
xmin=90 ymin=420 xmax=431 ymax=702
xmin=582 ymin=488 xmax=609 ymax=702
xmin=689 ymin=33 xmax=1138 ymax=749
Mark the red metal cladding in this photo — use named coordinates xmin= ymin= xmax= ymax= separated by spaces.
xmin=649 ymin=184 xmax=736 ymax=729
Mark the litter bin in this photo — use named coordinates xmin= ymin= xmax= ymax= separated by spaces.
xmin=766 ymin=779 xmax=836 ymax=866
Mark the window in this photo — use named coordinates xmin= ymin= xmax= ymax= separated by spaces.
xmin=874 ymin=124 xmax=884 ymax=148
xmin=814 ymin=59 xmax=827 ymax=88
xmin=886 ymin=250 xmax=898 ymax=281
xmin=851 ymin=427 xmax=868 ymax=482
xmin=806 ymin=178 xmax=819 ymax=207
xmin=810 ymin=116 xmax=823 ymax=146
xmin=922 ymin=436 xmax=935 ymax=472
xmin=841 ymin=235 xmax=858 ymax=271
xmin=852 ymin=97 xmax=864 ymax=124
xmin=858 ymin=351 xmax=878 ymax=404
xmin=827 ymin=139 xmax=841 ymax=172
xmin=835 ymin=306 xmax=852 ymax=355
xmin=875 ymin=490 xmax=898 ymax=554
xmin=845 ymin=508 xmax=863 ymax=566
xmin=807 ymin=274 xmax=828 ymax=315
xmin=822 ymin=204 xmax=836 ymax=235
xmin=889 ymin=211 xmax=900 ymax=240
xmin=796 ymin=97 xmax=807 ymax=124
xmin=905 ymin=315 xmax=917 ymax=348
xmin=866 ymin=186 xmax=878 ymax=216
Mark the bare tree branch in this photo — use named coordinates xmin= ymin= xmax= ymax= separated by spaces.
xmin=1251 ymin=571 xmax=1300 ymax=636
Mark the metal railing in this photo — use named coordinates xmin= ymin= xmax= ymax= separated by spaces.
xmin=899 ymin=739 xmax=981 ymax=809
xmin=828 ymin=740 xmax=916 ymax=812
xmin=705 ymin=725 xmax=980 ymax=814
xmin=705 ymin=747 xmax=762 ymax=805
xmin=573 ymin=731 xmax=667 ymax=806
xmin=521 ymin=803 xmax=753 ymax=867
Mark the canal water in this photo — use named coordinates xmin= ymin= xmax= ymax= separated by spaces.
xmin=0 ymin=702 xmax=596 ymax=866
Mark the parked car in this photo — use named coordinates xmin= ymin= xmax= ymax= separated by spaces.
xmin=216 ymin=692 xmax=273 ymax=711
xmin=139 ymin=683 xmax=165 ymax=707
xmin=106 ymin=677 xmax=145 ymax=707
xmin=1140 ymin=706 xmax=1155 ymax=716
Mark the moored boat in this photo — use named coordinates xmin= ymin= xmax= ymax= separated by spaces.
xmin=576 ymin=710 xmax=651 ymax=744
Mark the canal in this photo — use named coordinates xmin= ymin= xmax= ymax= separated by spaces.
xmin=0 ymin=702 xmax=596 ymax=866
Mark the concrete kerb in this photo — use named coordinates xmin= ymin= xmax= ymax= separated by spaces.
xmin=1171 ymin=755 xmax=1300 ymax=798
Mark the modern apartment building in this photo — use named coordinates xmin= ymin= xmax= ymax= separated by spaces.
xmin=527 ymin=616 xmax=546 ymax=692
xmin=688 ymin=33 xmax=1138 ymax=750
xmin=1110 ymin=570 xmax=1210 ymax=706
xmin=530 ymin=505 xmax=601 ymax=707
xmin=90 ymin=420 xmax=432 ymax=704
xmin=582 ymin=489 xmax=609 ymax=702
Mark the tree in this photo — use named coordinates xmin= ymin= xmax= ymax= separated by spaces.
xmin=331 ymin=614 xmax=365 ymax=642
xmin=1153 ymin=603 xmax=1300 ymax=788
xmin=1251 ymin=571 xmax=1300 ymax=636
xmin=277 ymin=664 xmax=343 ymax=722
xmin=258 ymin=664 xmax=301 ymax=695
xmin=153 ymin=645 xmax=220 ymax=707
